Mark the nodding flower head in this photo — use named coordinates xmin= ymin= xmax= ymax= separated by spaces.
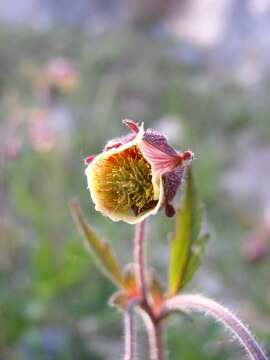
xmin=85 ymin=120 xmax=194 ymax=224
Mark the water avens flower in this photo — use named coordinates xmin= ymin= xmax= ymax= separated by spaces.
xmin=85 ymin=120 xmax=193 ymax=224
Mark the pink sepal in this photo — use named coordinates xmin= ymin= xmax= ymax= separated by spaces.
xmin=103 ymin=120 xmax=140 ymax=151
xmin=162 ymin=166 xmax=185 ymax=217
xmin=122 ymin=119 xmax=140 ymax=133
xmin=84 ymin=154 xmax=95 ymax=165
xmin=104 ymin=133 xmax=136 ymax=151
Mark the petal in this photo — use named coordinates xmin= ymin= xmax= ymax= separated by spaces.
xmin=140 ymin=128 xmax=194 ymax=175
xmin=139 ymin=128 xmax=193 ymax=218
xmin=139 ymin=132 xmax=180 ymax=175
xmin=143 ymin=128 xmax=178 ymax=156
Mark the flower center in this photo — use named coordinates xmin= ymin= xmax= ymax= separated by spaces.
xmin=93 ymin=146 xmax=157 ymax=215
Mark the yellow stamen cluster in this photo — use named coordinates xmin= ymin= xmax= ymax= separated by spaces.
xmin=92 ymin=146 xmax=156 ymax=215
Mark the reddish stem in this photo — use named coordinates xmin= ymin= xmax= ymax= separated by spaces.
xmin=134 ymin=221 xmax=164 ymax=360
xmin=124 ymin=311 xmax=136 ymax=360
xmin=150 ymin=321 xmax=163 ymax=360
xmin=139 ymin=311 xmax=163 ymax=360
xmin=134 ymin=221 xmax=147 ymax=302
xmin=160 ymin=294 xmax=268 ymax=360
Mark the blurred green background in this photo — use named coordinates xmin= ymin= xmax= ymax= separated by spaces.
xmin=0 ymin=1 xmax=270 ymax=359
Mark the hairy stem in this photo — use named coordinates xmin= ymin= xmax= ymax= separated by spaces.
xmin=139 ymin=311 xmax=163 ymax=360
xmin=160 ymin=294 xmax=268 ymax=360
xmin=134 ymin=221 xmax=164 ymax=359
xmin=134 ymin=221 xmax=147 ymax=302
xmin=134 ymin=221 xmax=155 ymax=315
xmin=124 ymin=311 xmax=136 ymax=360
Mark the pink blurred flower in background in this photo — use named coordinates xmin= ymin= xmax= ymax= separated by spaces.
xmin=0 ymin=96 xmax=24 ymax=159
xmin=46 ymin=58 xmax=78 ymax=92
xmin=28 ymin=109 xmax=56 ymax=153
xmin=0 ymin=122 xmax=24 ymax=159
xmin=242 ymin=207 xmax=270 ymax=263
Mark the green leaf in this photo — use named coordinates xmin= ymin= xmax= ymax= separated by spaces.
xmin=168 ymin=167 xmax=208 ymax=295
xmin=181 ymin=232 xmax=209 ymax=288
xmin=69 ymin=198 xmax=125 ymax=288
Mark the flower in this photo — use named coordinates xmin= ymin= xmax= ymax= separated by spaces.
xmin=28 ymin=109 xmax=56 ymax=153
xmin=46 ymin=58 xmax=78 ymax=91
xmin=85 ymin=120 xmax=194 ymax=224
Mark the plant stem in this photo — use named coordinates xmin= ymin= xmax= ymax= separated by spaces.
xmin=160 ymin=294 xmax=268 ymax=360
xmin=150 ymin=321 xmax=163 ymax=360
xmin=134 ymin=221 xmax=147 ymax=302
xmin=134 ymin=221 xmax=164 ymax=359
xmin=124 ymin=311 xmax=136 ymax=360
xmin=140 ymin=311 xmax=163 ymax=360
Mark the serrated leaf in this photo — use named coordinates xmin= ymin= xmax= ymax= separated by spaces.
xmin=168 ymin=167 xmax=208 ymax=296
xmin=69 ymin=198 xmax=125 ymax=288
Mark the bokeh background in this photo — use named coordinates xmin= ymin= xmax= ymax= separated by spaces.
xmin=1 ymin=0 xmax=270 ymax=359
